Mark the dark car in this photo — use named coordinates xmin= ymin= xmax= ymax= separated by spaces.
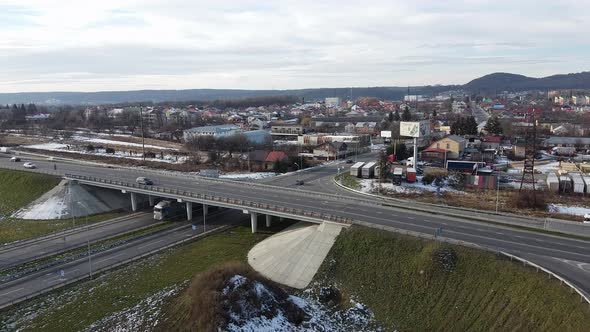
xmin=295 ymin=180 xmax=304 ymax=185
xmin=346 ymin=159 xmax=353 ymax=164
xmin=10 ymin=156 xmax=21 ymax=162
xmin=136 ymin=177 xmax=154 ymax=185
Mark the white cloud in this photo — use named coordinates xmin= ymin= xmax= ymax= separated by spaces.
xmin=0 ymin=0 xmax=589 ymax=92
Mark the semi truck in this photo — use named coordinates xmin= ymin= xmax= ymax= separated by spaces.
xmin=153 ymin=200 xmax=185 ymax=220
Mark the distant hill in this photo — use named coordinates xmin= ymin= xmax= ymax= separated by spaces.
xmin=0 ymin=86 xmax=454 ymax=105
xmin=464 ymin=71 xmax=590 ymax=92
xmin=1 ymin=71 xmax=589 ymax=105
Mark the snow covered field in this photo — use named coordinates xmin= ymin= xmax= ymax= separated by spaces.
xmin=359 ymin=177 xmax=464 ymax=195
xmin=220 ymin=172 xmax=276 ymax=180
xmin=22 ymin=142 xmax=187 ymax=164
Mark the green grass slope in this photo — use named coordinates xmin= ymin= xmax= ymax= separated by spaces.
xmin=0 ymin=169 xmax=122 ymax=243
xmin=317 ymin=226 xmax=590 ymax=331
xmin=0 ymin=169 xmax=60 ymax=216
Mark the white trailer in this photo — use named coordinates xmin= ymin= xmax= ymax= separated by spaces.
xmin=545 ymin=173 xmax=560 ymax=192
xmin=374 ymin=165 xmax=381 ymax=178
xmin=361 ymin=162 xmax=377 ymax=179
xmin=570 ymin=173 xmax=585 ymax=194
xmin=583 ymin=175 xmax=590 ymax=194
xmin=350 ymin=162 xmax=365 ymax=177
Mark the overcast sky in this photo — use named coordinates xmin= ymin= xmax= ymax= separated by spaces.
xmin=1 ymin=0 xmax=589 ymax=92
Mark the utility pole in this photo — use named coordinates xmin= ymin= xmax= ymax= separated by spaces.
xmin=139 ymin=106 xmax=146 ymax=162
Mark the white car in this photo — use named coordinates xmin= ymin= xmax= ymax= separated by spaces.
xmin=10 ymin=156 xmax=21 ymax=162
xmin=23 ymin=162 xmax=37 ymax=169
xmin=584 ymin=214 xmax=590 ymax=224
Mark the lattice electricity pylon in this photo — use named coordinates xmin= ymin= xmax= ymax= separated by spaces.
xmin=519 ymin=109 xmax=539 ymax=195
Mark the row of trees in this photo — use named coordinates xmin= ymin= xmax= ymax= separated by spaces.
xmin=184 ymin=134 xmax=272 ymax=156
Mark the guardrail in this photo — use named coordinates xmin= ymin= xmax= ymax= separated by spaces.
xmin=64 ymin=173 xmax=353 ymax=226
xmin=355 ymin=220 xmax=590 ymax=310
xmin=500 ymin=251 xmax=590 ymax=307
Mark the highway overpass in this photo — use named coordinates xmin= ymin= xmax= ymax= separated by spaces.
xmin=1 ymin=154 xmax=589 ymax=302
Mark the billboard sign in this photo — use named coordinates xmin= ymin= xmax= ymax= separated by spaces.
xmin=380 ymin=130 xmax=392 ymax=138
xmin=400 ymin=121 xmax=430 ymax=138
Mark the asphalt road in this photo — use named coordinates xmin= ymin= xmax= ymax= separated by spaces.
xmin=1 ymin=153 xmax=590 ymax=299
xmin=0 ymin=212 xmax=154 ymax=270
xmin=0 ymin=207 xmax=242 ymax=308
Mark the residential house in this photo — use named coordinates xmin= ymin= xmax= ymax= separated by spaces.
xmin=427 ymin=135 xmax=467 ymax=159
xmin=354 ymin=122 xmax=377 ymax=135
xmin=264 ymin=150 xmax=288 ymax=170
xmin=482 ymin=136 xmax=502 ymax=150
xmin=313 ymin=142 xmax=348 ymax=160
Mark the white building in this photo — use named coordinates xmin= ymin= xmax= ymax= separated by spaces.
xmin=183 ymin=124 xmax=241 ymax=141
xmin=325 ymin=97 xmax=340 ymax=108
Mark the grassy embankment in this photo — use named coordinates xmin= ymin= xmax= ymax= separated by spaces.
xmin=0 ymin=221 xmax=292 ymax=331
xmin=336 ymin=173 xmax=361 ymax=190
xmin=316 ymin=226 xmax=590 ymax=331
xmin=0 ymin=169 xmax=124 ymax=243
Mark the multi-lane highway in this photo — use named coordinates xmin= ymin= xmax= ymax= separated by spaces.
xmin=0 ymin=153 xmax=589 ymax=301
xmin=0 ymin=207 xmax=242 ymax=308
xmin=0 ymin=212 xmax=154 ymax=270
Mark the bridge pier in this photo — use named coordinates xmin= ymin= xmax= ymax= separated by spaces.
xmin=203 ymin=204 xmax=209 ymax=216
xmin=130 ymin=192 xmax=138 ymax=212
xmin=266 ymin=215 xmax=272 ymax=227
xmin=251 ymin=212 xmax=258 ymax=233
xmin=186 ymin=202 xmax=193 ymax=221
xmin=148 ymin=195 xmax=155 ymax=206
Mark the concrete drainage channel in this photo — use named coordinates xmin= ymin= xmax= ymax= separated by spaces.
xmin=333 ymin=174 xmax=590 ymax=238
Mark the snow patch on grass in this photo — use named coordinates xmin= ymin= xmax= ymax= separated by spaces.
xmin=84 ymin=285 xmax=182 ymax=332
xmin=220 ymin=172 xmax=277 ymax=180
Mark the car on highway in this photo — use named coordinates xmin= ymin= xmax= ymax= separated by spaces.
xmin=23 ymin=162 xmax=36 ymax=169
xmin=295 ymin=180 xmax=304 ymax=185
xmin=584 ymin=214 xmax=590 ymax=224
xmin=346 ymin=159 xmax=353 ymax=164
xmin=10 ymin=156 xmax=21 ymax=162
xmin=136 ymin=177 xmax=154 ymax=185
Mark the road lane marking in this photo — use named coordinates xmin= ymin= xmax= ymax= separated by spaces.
xmin=95 ymin=253 xmax=124 ymax=265
xmin=137 ymin=240 xmax=164 ymax=250
xmin=0 ymin=287 xmax=24 ymax=297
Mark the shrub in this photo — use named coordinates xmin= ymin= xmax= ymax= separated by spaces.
xmin=167 ymin=262 xmax=305 ymax=332
xmin=510 ymin=190 xmax=547 ymax=210
xmin=105 ymin=147 xmax=115 ymax=154
xmin=86 ymin=144 xmax=95 ymax=151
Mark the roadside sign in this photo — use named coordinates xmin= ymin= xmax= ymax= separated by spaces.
xmin=192 ymin=224 xmax=197 ymax=231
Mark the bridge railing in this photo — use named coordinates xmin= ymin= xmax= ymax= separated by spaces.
xmin=64 ymin=173 xmax=353 ymax=225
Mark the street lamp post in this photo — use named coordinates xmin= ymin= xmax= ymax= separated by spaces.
xmin=139 ymin=106 xmax=146 ymax=162
xmin=294 ymin=162 xmax=300 ymax=183
xmin=495 ymin=174 xmax=500 ymax=214
xmin=77 ymin=201 xmax=92 ymax=279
